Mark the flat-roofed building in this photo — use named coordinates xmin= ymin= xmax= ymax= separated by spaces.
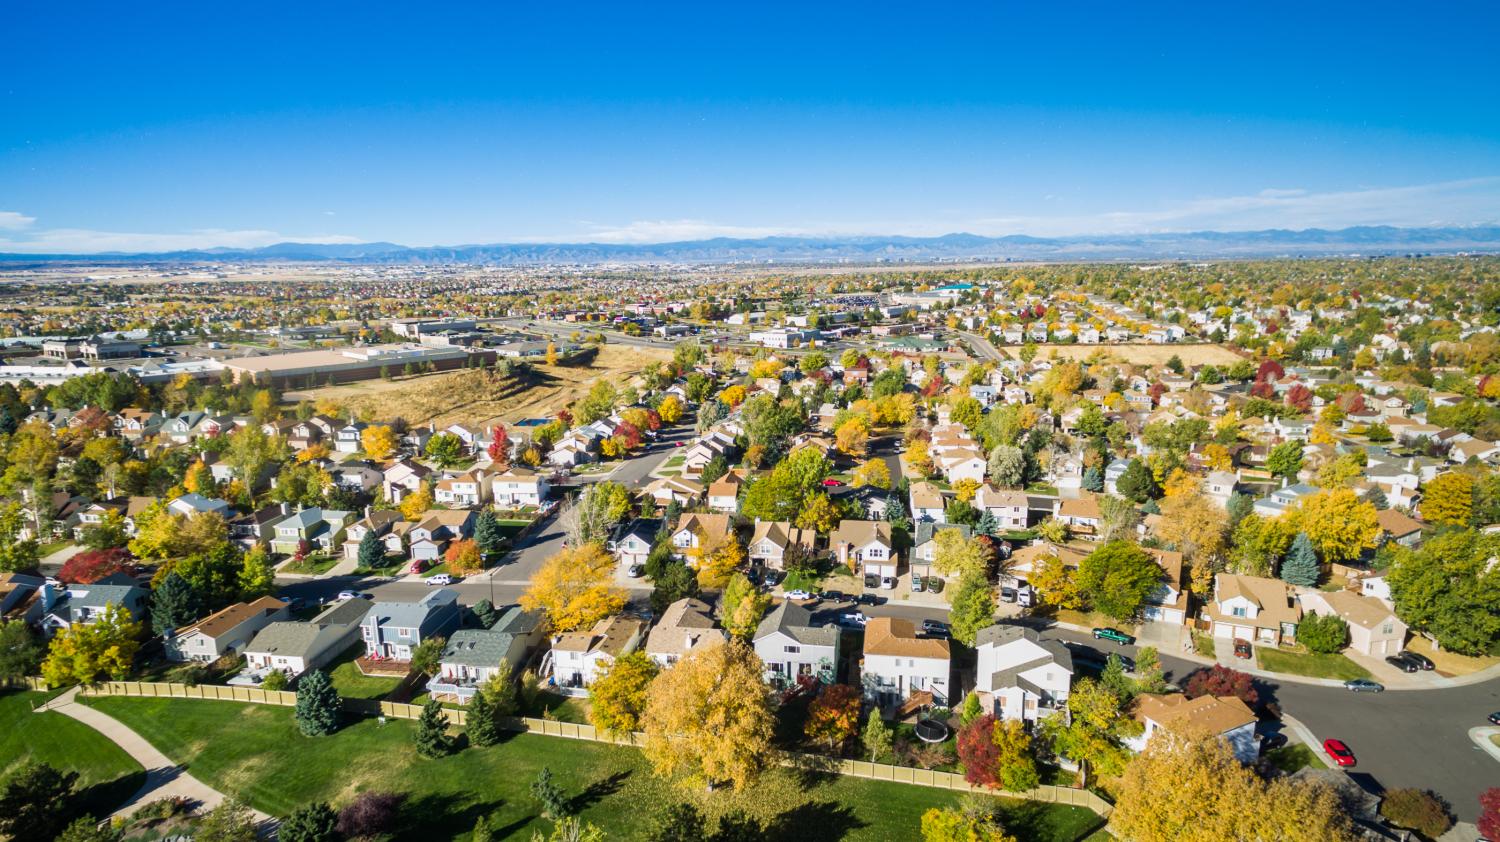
xmin=222 ymin=343 xmax=492 ymax=388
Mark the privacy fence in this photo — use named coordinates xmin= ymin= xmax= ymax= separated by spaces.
xmin=78 ymin=681 xmax=1113 ymax=818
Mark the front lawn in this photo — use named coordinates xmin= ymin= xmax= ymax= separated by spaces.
xmin=354 ymin=554 xmax=408 ymax=577
xmin=0 ymin=691 xmax=144 ymax=817
xmin=281 ymin=554 xmax=342 ymax=575
xmin=1191 ymin=633 xmax=1216 ymax=659
xmin=1263 ymin=743 xmax=1327 ymax=774
xmin=326 ymin=645 xmax=405 ymax=700
xmin=83 ymin=696 xmax=1102 ymax=841
xmin=1254 ymin=648 xmax=1371 ymax=681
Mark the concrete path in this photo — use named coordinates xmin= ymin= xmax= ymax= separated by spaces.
xmin=39 ymin=688 xmax=275 ymax=828
xmin=1468 ymin=727 xmax=1500 ymax=763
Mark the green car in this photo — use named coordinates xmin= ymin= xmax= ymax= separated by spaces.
xmin=1092 ymin=627 xmax=1135 ymax=645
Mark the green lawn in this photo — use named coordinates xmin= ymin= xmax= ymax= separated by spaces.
xmin=83 ymin=697 xmax=1101 ymax=841
xmin=282 ymin=554 xmax=342 ymax=575
xmin=1254 ymin=648 xmax=1371 ymax=681
xmin=1263 ymin=744 xmax=1327 ymax=774
xmin=326 ymin=645 xmax=405 ymax=700
xmin=0 ymin=691 xmax=144 ymax=817
xmin=1191 ymin=633 xmax=1216 ymax=659
xmin=525 ymin=691 xmax=591 ymax=725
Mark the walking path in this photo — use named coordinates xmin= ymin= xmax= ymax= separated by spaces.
xmin=1469 ymin=726 xmax=1500 ymax=763
xmin=38 ymin=688 xmax=275 ymax=827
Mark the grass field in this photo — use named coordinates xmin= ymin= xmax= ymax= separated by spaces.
xmin=0 ymin=691 xmax=144 ymax=817
xmin=1254 ymin=648 xmax=1371 ymax=681
xmin=1020 ymin=343 xmax=1244 ymax=367
xmin=326 ymin=645 xmax=406 ymax=700
xmin=84 ymin=697 xmax=1102 ymax=841
xmin=288 ymin=344 xmax=671 ymax=428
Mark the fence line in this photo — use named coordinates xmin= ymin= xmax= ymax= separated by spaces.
xmin=77 ymin=681 xmax=1112 ymax=818
xmin=2 ymin=676 xmax=48 ymax=691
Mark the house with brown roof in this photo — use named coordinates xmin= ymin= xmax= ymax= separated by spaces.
xmin=830 ymin=520 xmax=897 ymax=579
xmin=645 ymin=475 xmax=705 ymax=508
xmin=548 ymin=615 xmax=648 ymax=691
xmin=1298 ymin=590 xmax=1408 ymax=657
xmin=862 ymin=617 xmax=951 ymax=707
xmin=974 ymin=484 xmax=1028 ymax=531
xmin=706 ymin=473 xmax=745 ymax=514
xmin=165 ymin=597 xmax=291 ymax=663
xmin=1125 ymin=693 xmax=1259 ymax=763
xmin=908 ymin=481 xmax=947 ymax=523
xmin=645 ymin=598 xmax=725 ymax=668
xmin=1206 ymin=574 xmax=1301 ymax=646
xmin=669 ymin=512 xmax=735 ymax=564
xmin=1374 ymin=508 xmax=1425 ymax=548
xmin=407 ymin=509 xmax=476 ymax=562
xmin=1141 ymin=548 xmax=1189 ymax=625
xmin=747 ymin=519 xmax=818 ymax=571
xmin=1055 ymin=493 xmax=1103 ymax=540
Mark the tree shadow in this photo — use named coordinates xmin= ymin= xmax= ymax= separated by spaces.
xmin=764 ymin=800 xmax=867 ymax=841
xmin=993 ymin=798 xmax=1076 ymax=841
xmin=782 ymin=750 xmax=840 ymax=790
xmin=76 ymin=769 xmax=149 ymax=819
xmin=396 ymin=792 xmax=506 ymax=840
xmin=569 ymin=769 xmax=631 ymax=814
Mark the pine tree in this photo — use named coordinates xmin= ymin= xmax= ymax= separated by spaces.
xmin=975 ymin=510 xmax=1000 ymax=537
xmin=1366 ymin=487 xmax=1389 ymax=510
xmin=294 ymin=669 xmax=342 ymax=736
xmin=357 ymin=528 xmax=384 ymax=569
xmin=471 ymin=813 xmax=499 ymax=842
xmin=1279 ymin=531 xmax=1321 ymax=587
xmin=466 ymin=689 xmax=501 ymax=747
xmin=530 ymin=766 xmax=569 ymax=820
xmin=151 ymin=572 xmax=199 ymax=638
xmin=474 ymin=509 xmax=503 ymax=556
xmin=1082 ymin=465 xmax=1104 ymax=493
xmin=279 ymin=802 xmax=339 ymax=842
xmin=414 ymin=699 xmax=455 ymax=757
xmin=471 ymin=598 xmax=499 ymax=629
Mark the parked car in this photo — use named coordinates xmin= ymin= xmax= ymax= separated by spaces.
xmin=1384 ymin=653 xmax=1419 ymax=673
xmin=821 ymin=478 xmax=845 ymax=487
xmin=1259 ymin=733 xmax=1288 ymax=753
xmin=426 ymin=574 xmax=453 ymax=586
xmin=1092 ymin=627 xmax=1135 ymax=645
xmin=626 ymin=564 xmax=645 ymax=578
xmin=921 ymin=619 xmax=950 ymax=635
xmin=999 ymin=587 xmax=1018 ymax=603
xmin=281 ymin=596 xmax=306 ymax=611
xmin=1400 ymin=651 xmax=1434 ymax=671
xmin=911 ymin=575 xmax=925 ymax=593
xmin=880 ymin=576 xmax=897 ymax=590
xmin=1344 ymin=678 xmax=1385 ymax=693
xmin=1233 ymin=640 xmax=1252 ymax=659
xmin=1488 ymin=711 xmax=1500 ymax=726
xmin=863 ymin=574 xmax=880 ymax=590
xmin=763 ymin=570 xmax=785 ymax=587
xmin=838 ymin=611 xmax=868 ymax=628
xmin=336 ymin=590 xmax=371 ymax=601
xmin=855 ymin=593 xmax=882 ymax=606
xmin=785 ymin=589 xmax=816 ymax=601
xmin=818 ymin=590 xmax=846 ymax=603
xmin=1322 ymin=739 xmax=1356 ymax=768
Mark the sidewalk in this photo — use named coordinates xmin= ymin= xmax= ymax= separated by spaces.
xmin=38 ymin=687 xmax=275 ymax=827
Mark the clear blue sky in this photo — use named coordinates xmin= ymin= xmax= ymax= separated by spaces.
xmin=3 ymin=1 xmax=1499 ymax=252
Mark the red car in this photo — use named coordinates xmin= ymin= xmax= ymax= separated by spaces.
xmin=822 ymin=478 xmax=845 ymax=487
xmin=1323 ymin=739 xmax=1356 ymax=768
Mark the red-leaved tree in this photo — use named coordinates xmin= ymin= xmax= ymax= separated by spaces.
xmin=487 ymin=424 xmax=511 ymax=467
xmin=1479 ymin=787 xmax=1500 ymax=841
xmin=1184 ymin=664 xmax=1259 ymax=708
xmin=1285 ymin=383 xmax=1313 ymax=411
xmin=957 ymin=714 xmax=1003 ymax=788
xmin=58 ymin=547 xmax=137 ymax=584
xmin=1256 ymin=358 xmax=1285 ymax=382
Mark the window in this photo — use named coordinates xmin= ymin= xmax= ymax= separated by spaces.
xmin=1230 ymin=606 xmax=1247 ymax=618
xmin=1381 ymin=622 xmax=1393 ymax=635
xmin=784 ymin=645 xmax=801 ymax=654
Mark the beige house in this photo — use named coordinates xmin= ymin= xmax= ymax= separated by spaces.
xmin=1206 ymin=574 xmax=1301 ymax=646
xmin=747 ymin=520 xmax=817 ymax=571
xmin=644 ymin=598 xmax=725 ymax=668
xmin=1298 ymin=590 xmax=1408 ymax=656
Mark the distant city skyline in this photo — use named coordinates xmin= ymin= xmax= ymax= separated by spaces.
xmin=3 ymin=1 xmax=1499 ymax=253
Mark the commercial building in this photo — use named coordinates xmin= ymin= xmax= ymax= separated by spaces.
xmin=221 ymin=343 xmax=492 ymax=388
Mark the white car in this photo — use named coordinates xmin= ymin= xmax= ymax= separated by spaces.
xmin=880 ymin=576 xmax=897 ymax=590
xmin=785 ymin=589 xmax=815 ymax=601
xmin=426 ymin=574 xmax=453 ymax=586
xmin=839 ymin=611 xmax=868 ymax=628
xmin=335 ymin=590 xmax=368 ymax=601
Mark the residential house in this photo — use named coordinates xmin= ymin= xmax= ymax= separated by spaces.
xmin=491 ymin=467 xmax=548 ymax=508
xmin=830 ymin=520 xmax=897 ymax=579
xmin=1055 ymin=493 xmax=1103 ymax=540
xmin=549 ymin=615 xmax=648 ymax=690
xmin=706 ymin=473 xmax=745 ymax=514
xmin=162 ymin=411 xmax=208 ymax=443
xmin=1253 ymin=483 xmax=1317 ymax=518
xmin=910 ymin=522 xmax=971 ymax=580
xmin=37 ymin=574 xmax=150 ymax=637
xmin=608 ymin=518 xmax=661 ymax=569
xmin=862 ymin=617 xmax=951 ymax=707
xmin=972 ymin=625 xmax=1073 ymax=724
xmin=360 ymin=588 xmax=464 ymax=661
xmin=330 ymin=462 xmax=383 ymax=494
xmin=747 ymin=520 xmax=817 ymax=571
xmin=435 ymin=469 xmax=490 ymax=507
xmin=1206 ymin=574 xmax=1301 ymax=646
xmin=335 ymin=419 xmax=367 ymax=454
xmin=228 ymin=503 xmax=289 ymax=549
xmin=974 ymin=484 xmax=1028 ymax=531
xmin=1141 ymin=548 xmax=1190 ymax=625
xmin=1375 ymin=508 xmax=1425 ymax=548
xmin=268 ymin=507 xmax=354 ymax=555
xmin=167 ymin=493 xmax=232 ymax=520
xmin=1205 ymin=471 xmax=1239 ymax=508
xmin=644 ymin=476 xmax=705 ymax=509
xmin=407 ymin=509 xmax=476 ymax=562
xmin=1126 ymin=694 xmax=1259 ymax=763
xmin=937 ymin=448 xmax=987 ymax=485
xmin=1298 ymin=590 xmax=1407 ymax=657
xmin=382 ymin=459 xmax=431 ymax=505
xmin=428 ymin=607 xmax=548 ymax=703
xmin=669 ymin=512 xmax=734 ymax=564
xmin=242 ymin=598 xmax=371 ymax=680
xmin=341 ymin=509 xmax=405 ymax=561
xmin=645 ymin=598 xmax=726 ymax=668
xmin=908 ymin=481 xmax=947 ymax=523
xmin=753 ymin=601 xmax=840 ymax=688
xmin=165 ymin=597 xmax=290 ymax=663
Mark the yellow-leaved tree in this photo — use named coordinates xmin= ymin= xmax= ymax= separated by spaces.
xmin=1155 ymin=483 xmax=1228 ymax=593
xmin=657 ymin=395 xmax=683 ymax=425
xmin=520 ymin=543 xmax=626 ymax=633
xmin=1288 ymin=488 xmax=1379 ymax=565
xmin=41 ymin=603 xmax=142 ymax=686
xmin=695 ymin=533 xmax=745 ymax=589
xmin=399 ymin=484 xmax=434 ymax=520
xmin=1421 ymin=472 xmax=1473 ymax=526
xmin=642 ymin=639 xmax=775 ymax=790
xmin=361 ymin=424 xmax=398 ymax=460
xmin=851 ymin=457 xmax=891 ymax=490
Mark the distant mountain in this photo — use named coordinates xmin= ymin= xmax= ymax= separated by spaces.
xmin=3 ymin=225 xmax=1498 ymax=266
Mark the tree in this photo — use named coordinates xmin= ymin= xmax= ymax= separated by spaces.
xmin=487 ymin=424 xmax=512 ymax=466
xmin=1267 ymin=441 xmax=1305 ymax=479
xmin=1423 ymin=472 xmax=1474 ymax=526
xmin=151 ymin=572 xmax=199 ymax=637
xmin=794 ymin=493 xmax=840 ymax=535
xmin=1156 ymin=487 xmax=1227 ymax=593
xmin=279 ymin=802 xmax=340 ymax=842
xmin=237 ymin=547 xmax=276 ymax=601
xmin=934 ymin=528 xmax=990 ymax=579
xmin=531 ymin=766 xmax=569 ymax=820
xmin=59 ymin=547 xmax=137 ymax=584
xmin=719 ymin=573 xmax=769 ymax=640
xmin=1115 ymin=459 xmax=1158 ymax=502
xmin=1278 ymin=531 xmax=1321 ymax=586
xmin=196 ymin=798 xmax=258 ymax=842
xmin=957 ymin=714 xmax=1004 ymax=789
xmin=1290 ymin=489 xmax=1379 ymax=566
xmin=336 ymin=792 xmax=405 ymax=839
xmin=57 ymin=816 xmax=121 ymax=842
xmin=589 ymin=651 xmax=658 ymax=736
xmin=1184 ymin=664 xmax=1259 ymax=708
xmin=0 ymin=762 xmax=77 ymax=842
xmin=520 ymin=543 xmax=626 ymax=632
xmin=990 ymin=717 xmax=1040 ymax=792
xmin=473 ymin=509 xmax=505 ymax=557
xmin=1030 ymin=552 xmax=1082 ymax=610
xmin=1377 ymin=788 xmax=1453 ymax=839
xmin=1076 ymin=540 xmax=1160 ymax=621
xmin=41 ymin=603 xmax=141 ymax=686
xmin=409 ymin=636 xmax=446 ymax=677
xmin=357 ymin=528 xmax=385 ymax=570
xmin=1386 ymin=529 xmax=1500 ymax=655
xmin=986 ymin=445 xmax=1026 ymax=488
xmin=835 ymin=416 xmax=870 ymax=457
xmin=414 ymin=698 xmax=456 ymax=757
xmin=851 ymin=457 xmax=891 ymax=490
xmin=399 ymin=483 xmax=434 ymax=520
xmin=803 ymin=684 xmax=862 ymax=750
xmin=425 ymin=432 xmax=465 ymax=467
xmin=294 ymin=668 xmax=342 ymax=736
xmin=0 ymin=620 xmax=43 ymax=683
xmin=694 ymin=534 xmax=746 ymax=590
xmin=444 ymin=538 xmax=485 ymax=576
xmin=920 ymin=806 xmax=1016 ymax=842
xmin=657 ymin=395 xmax=683 ymax=425
xmin=861 ymin=708 xmax=893 ymax=762
xmin=1479 ymin=787 xmax=1500 ymax=842
xmin=465 ymin=681 xmax=504 ymax=747
xmin=1297 ymin=610 xmax=1349 ymax=654
xmin=642 ymin=640 xmax=775 ymax=789
xmin=1111 ymin=732 xmax=1355 ymax=842
xmin=948 ymin=572 xmax=997 ymax=647
xmin=1040 ymin=678 xmax=1137 ymax=788
xmin=562 ymin=481 xmax=632 ymax=546
xmin=360 ymin=425 xmax=398 ymax=460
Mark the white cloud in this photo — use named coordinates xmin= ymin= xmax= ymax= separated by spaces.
xmin=0 ymin=227 xmax=362 ymax=254
xmin=0 ymin=211 xmax=36 ymax=230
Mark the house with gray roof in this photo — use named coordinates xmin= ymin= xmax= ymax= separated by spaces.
xmin=645 ymin=598 xmax=725 ymax=668
xmin=752 ymin=601 xmax=839 ymax=688
xmin=241 ymin=598 xmax=371 ymax=681
xmin=269 ymin=507 xmax=354 ymax=555
xmin=972 ymin=625 xmax=1073 ymax=724
xmin=359 ymin=588 xmax=463 ymax=661
xmin=39 ymin=573 xmax=149 ymax=637
xmin=426 ymin=608 xmax=545 ymax=702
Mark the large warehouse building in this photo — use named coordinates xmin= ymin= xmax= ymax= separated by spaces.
xmin=221 ymin=344 xmax=494 ymax=388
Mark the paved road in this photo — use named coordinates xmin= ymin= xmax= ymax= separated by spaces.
xmin=956 ymin=330 xmax=1006 ymax=363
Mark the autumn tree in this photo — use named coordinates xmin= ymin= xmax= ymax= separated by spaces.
xmin=642 ymin=639 xmax=775 ymax=789
xmin=719 ymin=573 xmax=769 ymax=640
xmin=920 ymin=805 xmax=1016 ymax=842
xmin=443 ymin=538 xmax=485 ymax=576
xmin=1030 ymin=553 xmax=1083 ymax=610
xmin=1076 ymin=540 xmax=1161 ymax=621
xmin=803 ymin=684 xmax=862 ymax=750
xmin=360 ymin=425 xmax=398 ymax=460
xmin=59 ymin=547 xmax=137 ymax=584
xmin=41 ymin=603 xmax=142 ymax=686
xmin=851 ymin=457 xmax=891 ymax=490
xmin=1183 ymin=664 xmax=1259 ymax=708
xmin=589 ymin=651 xmax=659 ymax=736
xmin=1387 ymin=529 xmax=1500 ymax=655
xmin=1111 ymin=731 xmax=1356 ymax=842
xmin=949 ymin=572 xmax=997 ymax=647
xmin=958 ymin=714 xmax=1039 ymax=792
xmin=1040 ymin=678 xmax=1137 ymax=788
xmin=1289 ymin=489 xmax=1379 ymax=565
xmin=933 ymin=528 xmax=990 ymax=580
xmin=657 ymin=395 xmax=683 ymax=425
xmin=520 ymin=543 xmax=626 ymax=632
xmin=399 ymin=484 xmax=434 ymax=520
xmin=487 ymin=424 xmax=511 ymax=467
xmin=694 ymin=534 xmax=746 ymax=590
xmin=1423 ymin=472 xmax=1474 ymax=526
xmin=1155 ymin=486 xmax=1227 ymax=592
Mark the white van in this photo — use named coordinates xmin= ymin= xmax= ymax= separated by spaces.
xmin=426 ymin=574 xmax=453 ymax=586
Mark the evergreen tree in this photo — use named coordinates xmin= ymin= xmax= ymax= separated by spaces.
xmin=646 ymin=803 xmax=707 ymax=842
xmin=279 ymin=802 xmax=339 ymax=842
xmin=1082 ymin=465 xmax=1104 ymax=493
xmin=471 ymin=814 xmax=499 ymax=842
xmin=150 ymin=572 xmax=199 ymax=637
xmin=1116 ymin=459 xmax=1158 ymax=502
xmin=414 ymin=699 xmax=456 ymax=757
xmin=471 ymin=598 xmax=499 ymax=629
xmin=530 ymin=767 xmax=569 ymax=820
xmin=474 ymin=509 xmax=503 ymax=556
xmin=466 ymin=688 xmax=501 ymax=747
xmin=1366 ymin=487 xmax=1389 ymax=510
xmin=294 ymin=669 xmax=342 ymax=736
xmin=974 ymin=510 xmax=999 ymax=537
xmin=1226 ymin=492 xmax=1255 ymax=526
xmin=1279 ymin=531 xmax=1321 ymax=587
xmin=0 ymin=762 xmax=78 ymax=841
xmin=0 ymin=406 xmax=15 ymax=437
xmin=357 ymin=528 xmax=384 ymax=569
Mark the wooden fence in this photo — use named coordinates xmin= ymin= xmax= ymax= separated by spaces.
xmin=2 ymin=676 xmax=48 ymax=691
xmin=78 ymin=681 xmax=1113 ymax=818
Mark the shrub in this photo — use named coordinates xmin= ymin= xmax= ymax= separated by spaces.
xmin=1379 ymin=788 xmax=1452 ymax=839
xmin=336 ymin=791 xmax=406 ymax=839
xmin=261 ymin=671 xmax=288 ymax=692
xmin=58 ymin=548 xmax=137 ymax=584
xmin=279 ymin=802 xmax=339 ymax=842
xmin=1297 ymin=612 xmax=1349 ymax=654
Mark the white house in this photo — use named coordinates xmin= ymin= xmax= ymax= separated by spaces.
xmin=974 ymin=485 xmax=1028 ymax=531
xmin=1125 ymin=693 xmax=1259 ymax=764
xmin=908 ymin=481 xmax=947 ymax=523
xmin=753 ymin=602 xmax=840 ymax=689
xmin=830 ymin=520 xmax=896 ymax=579
xmin=644 ymin=598 xmax=725 ymax=668
xmin=862 ymin=617 xmax=951 ymax=707
xmin=491 ymin=467 xmax=549 ymax=508
xmin=548 ymin=615 xmax=647 ymax=691
xmin=165 ymin=597 xmax=290 ymax=663
xmin=435 ymin=469 xmax=489 ymax=507
xmin=972 ymin=625 xmax=1073 ymax=724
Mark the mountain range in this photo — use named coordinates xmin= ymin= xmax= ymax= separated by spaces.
xmin=3 ymin=225 xmax=1499 ymax=266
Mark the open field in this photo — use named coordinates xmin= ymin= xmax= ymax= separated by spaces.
xmin=1012 ymin=343 xmax=1245 ymax=367
xmin=285 ymin=343 xmax=671 ymax=428
xmin=0 ymin=691 xmax=144 ymax=817
xmin=86 ymin=696 xmax=1102 ymax=841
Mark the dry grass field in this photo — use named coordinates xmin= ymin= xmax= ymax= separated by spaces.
xmin=285 ymin=343 xmax=670 ymax=427
xmin=1019 ymin=343 xmax=1245 ymax=367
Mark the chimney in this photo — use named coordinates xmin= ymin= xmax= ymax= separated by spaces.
xmin=280 ymin=502 xmax=291 ymax=516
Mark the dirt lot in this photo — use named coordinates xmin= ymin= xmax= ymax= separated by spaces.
xmin=284 ymin=344 xmax=671 ymax=428
xmin=1022 ymin=343 xmax=1245 ymax=367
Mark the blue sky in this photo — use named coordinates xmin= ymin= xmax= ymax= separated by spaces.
xmin=3 ymin=1 xmax=1499 ymax=252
